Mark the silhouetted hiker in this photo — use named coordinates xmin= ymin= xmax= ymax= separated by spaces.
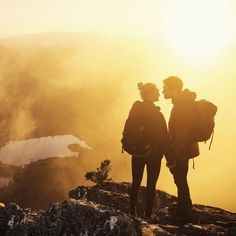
xmin=122 ymin=82 xmax=173 ymax=218
xmin=162 ymin=76 xmax=199 ymax=221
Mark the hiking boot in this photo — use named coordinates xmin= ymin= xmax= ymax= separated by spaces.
xmin=170 ymin=200 xmax=193 ymax=212
xmin=169 ymin=205 xmax=193 ymax=224
xmin=129 ymin=210 xmax=137 ymax=217
xmin=144 ymin=214 xmax=159 ymax=224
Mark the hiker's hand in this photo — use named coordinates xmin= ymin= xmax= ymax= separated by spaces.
xmin=166 ymin=159 xmax=176 ymax=169
xmin=166 ymin=160 xmax=176 ymax=175
xmin=169 ymin=166 xmax=176 ymax=175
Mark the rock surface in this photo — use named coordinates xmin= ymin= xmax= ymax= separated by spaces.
xmin=0 ymin=182 xmax=236 ymax=235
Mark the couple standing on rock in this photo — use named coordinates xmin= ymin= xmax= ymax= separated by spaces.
xmin=122 ymin=76 xmax=199 ymax=222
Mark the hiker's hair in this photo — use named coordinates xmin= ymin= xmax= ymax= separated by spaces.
xmin=163 ymin=76 xmax=183 ymax=91
xmin=137 ymin=82 xmax=158 ymax=101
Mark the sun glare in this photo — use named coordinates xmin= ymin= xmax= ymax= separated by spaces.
xmin=163 ymin=1 xmax=236 ymax=61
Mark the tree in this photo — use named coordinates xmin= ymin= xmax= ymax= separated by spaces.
xmin=85 ymin=159 xmax=112 ymax=184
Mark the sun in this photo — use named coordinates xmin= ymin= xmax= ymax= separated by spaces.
xmin=163 ymin=0 xmax=236 ymax=61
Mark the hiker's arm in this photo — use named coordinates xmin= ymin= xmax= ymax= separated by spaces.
xmin=171 ymin=104 xmax=195 ymax=158
xmin=156 ymin=112 xmax=174 ymax=164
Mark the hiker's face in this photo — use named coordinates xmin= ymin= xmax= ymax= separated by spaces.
xmin=162 ymin=84 xmax=175 ymax=99
xmin=146 ymin=88 xmax=160 ymax=102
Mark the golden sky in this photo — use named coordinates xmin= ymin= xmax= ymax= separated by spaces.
xmin=1 ymin=0 xmax=236 ymax=212
xmin=1 ymin=1 xmax=234 ymax=39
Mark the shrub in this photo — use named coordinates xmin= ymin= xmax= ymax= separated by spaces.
xmin=85 ymin=159 xmax=112 ymax=184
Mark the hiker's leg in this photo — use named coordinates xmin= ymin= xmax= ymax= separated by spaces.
xmin=173 ymin=159 xmax=192 ymax=212
xmin=130 ymin=157 xmax=145 ymax=215
xmin=145 ymin=158 xmax=161 ymax=217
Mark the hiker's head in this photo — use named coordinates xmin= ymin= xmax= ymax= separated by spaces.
xmin=162 ymin=76 xmax=183 ymax=99
xmin=138 ymin=82 xmax=160 ymax=102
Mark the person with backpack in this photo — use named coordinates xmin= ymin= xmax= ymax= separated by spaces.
xmin=121 ymin=82 xmax=174 ymax=218
xmin=162 ymin=76 xmax=199 ymax=221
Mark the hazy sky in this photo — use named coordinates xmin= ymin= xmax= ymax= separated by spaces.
xmin=0 ymin=0 xmax=165 ymax=38
xmin=1 ymin=0 xmax=236 ymax=212
xmin=1 ymin=0 xmax=236 ymax=63
xmin=1 ymin=0 xmax=235 ymax=41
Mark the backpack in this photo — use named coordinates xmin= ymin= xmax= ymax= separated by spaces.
xmin=192 ymin=99 xmax=217 ymax=147
xmin=121 ymin=103 xmax=154 ymax=157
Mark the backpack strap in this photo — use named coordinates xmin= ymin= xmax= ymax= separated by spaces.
xmin=208 ymin=130 xmax=214 ymax=150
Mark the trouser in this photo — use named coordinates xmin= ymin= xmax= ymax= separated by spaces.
xmin=130 ymin=156 xmax=161 ymax=217
xmin=173 ymin=159 xmax=192 ymax=212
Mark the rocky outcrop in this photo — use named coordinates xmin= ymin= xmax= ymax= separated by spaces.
xmin=0 ymin=182 xmax=236 ymax=235
xmin=69 ymin=182 xmax=177 ymax=218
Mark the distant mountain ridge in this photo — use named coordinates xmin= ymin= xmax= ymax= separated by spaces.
xmin=0 ymin=32 xmax=137 ymax=48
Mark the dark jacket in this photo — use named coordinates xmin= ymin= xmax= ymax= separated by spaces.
xmin=169 ymin=89 xmax=200 ymax=160
xmin=125 ymin=100 xmax=170 ymax=160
